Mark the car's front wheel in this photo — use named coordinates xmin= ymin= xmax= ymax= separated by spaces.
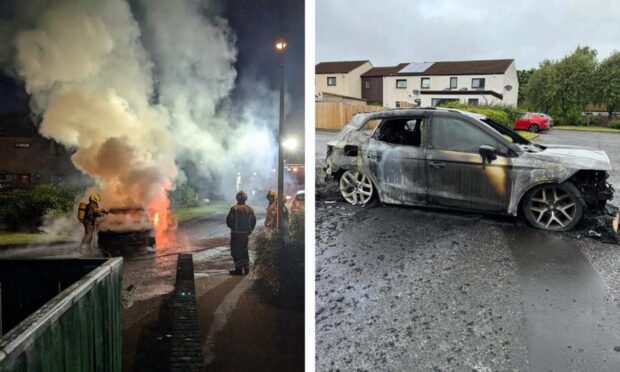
xmin=521 ymin=182 xmax=584 ymax=231
xmin=528 ymin=124 xmax=539 ymax=133
xmin=339 ymin=169 xmax=374 ymax=205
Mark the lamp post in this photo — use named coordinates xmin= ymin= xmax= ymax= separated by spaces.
xmin=275 ymin=38 xmax=287 ymax=240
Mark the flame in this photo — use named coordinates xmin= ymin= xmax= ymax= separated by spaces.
xmin=148 ymin=195 xmax=177 ymax=250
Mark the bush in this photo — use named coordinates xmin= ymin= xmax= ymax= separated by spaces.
xmin=254 ymin=210 xmax=304 ymax=307
xmin=168 ymin=184 xmax=199 ymax=208
xmin=438 ymin=101 xmax=513 ymax=127
xmin=609 ymin=120 xmax=620 ymax=129
xmin=0 ymin=183 xmax=80 ymax=231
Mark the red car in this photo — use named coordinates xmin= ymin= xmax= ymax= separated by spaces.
xmin=513 ymin=113 xmax=549 ymax=132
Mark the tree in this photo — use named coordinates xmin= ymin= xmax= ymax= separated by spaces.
xmin=517 ymin=69 xmax=534 ymax=105
xmin=595 ymin=51 xmax=620 ymax=117
xmin=524 ymin=60 xmax=557 ymax=113
xmin=553 ymin=46 xmax=597 ymax=115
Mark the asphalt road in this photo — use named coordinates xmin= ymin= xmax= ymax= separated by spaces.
xmin=315 ymin=129 xmax=620 ymax=371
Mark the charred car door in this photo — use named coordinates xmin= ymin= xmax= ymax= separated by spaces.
xmin=365 ymin=117 xmax=427 ymax=205
xmin=426 ymin=114 xmax=513 ymax=212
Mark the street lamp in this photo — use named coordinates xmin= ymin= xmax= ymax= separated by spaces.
xmin=275 ymin=37 xmax=287 ymax=240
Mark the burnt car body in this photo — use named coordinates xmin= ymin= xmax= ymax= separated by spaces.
xmin=325 ymin=108 xmax=614 ymax=231
xmin=97 ymin=208 xmax=155 ymax=256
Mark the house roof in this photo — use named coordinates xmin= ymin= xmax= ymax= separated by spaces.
xmin=398 ymin=59 xmax=514 ymax=76
xmin=361 ymin=63 xmax=409 ymax=77
xmin=315 ymin=60 xmax=370 ymax=74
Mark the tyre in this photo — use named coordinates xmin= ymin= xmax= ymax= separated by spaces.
xmin=338 ymin=169 xmax=375 ymax=205
xmin=521 ymin=182 xmax=584 ymax=231
xmin=528 ymin=124 xmax=539 ymax=133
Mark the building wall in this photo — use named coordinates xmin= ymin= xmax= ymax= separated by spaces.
xmin=315 ymin=61 xmax=372 ymax=98
xmin=361 ymin=76 xmax=383 ymax=103
xmin=0 ymin=136 xmax=81 ymax=188
xmin=383 ymin=70 xmax=519 ymax=108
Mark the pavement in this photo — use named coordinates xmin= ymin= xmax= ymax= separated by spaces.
xmin=1 ymin=208 xmax=303 ymax=371
xmin=315 ymin=129 xmax=620 ymax=371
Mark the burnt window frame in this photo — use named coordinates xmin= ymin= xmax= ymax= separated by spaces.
xmin=373 ymin=116 xmax=427 ymax=148
xmin=449 ymin=77 xmax=458 ymax=89
xmin=327 ymin=76 xmax=336 ymax=86
xmin=471 ymin=78 xmax=486 ymax=89
xmin=421 ymin=77 xmax=431 ymax=89
xmin=428 ymin=115 xmax=503 ymax=154
xmin=396 ymin=79 xmax=407 ymax=89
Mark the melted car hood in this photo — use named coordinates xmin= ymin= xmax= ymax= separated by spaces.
xmin=526 ymin=144 xmax=612 ymax=171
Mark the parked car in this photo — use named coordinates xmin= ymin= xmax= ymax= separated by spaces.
xmin=514 ymin=112 xmax=550 ymax=132
xmin=325 ymin=108 xmax=613 ymax=231
xmin=533 ymin=112 xmax=554 ymax=127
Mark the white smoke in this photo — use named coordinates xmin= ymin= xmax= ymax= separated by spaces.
xmin=5 ymin=0 xmax=281 ymax=220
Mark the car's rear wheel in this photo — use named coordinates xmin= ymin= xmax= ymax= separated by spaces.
xmin=339 ymin=169 xmax=374 ymax=205
xmin=528 ymin=124 xmax=539 ymax=133
xmin=521 ymin=182 xmax=584 ymax=231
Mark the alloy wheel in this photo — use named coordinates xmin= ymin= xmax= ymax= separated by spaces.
xmin=527 ymin=185 xmax=577 ymax=230
xmin=339 ymin=170 xmax=374 ymax=205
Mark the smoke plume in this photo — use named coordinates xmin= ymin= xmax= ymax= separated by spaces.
xmin=3 ymin=0 xmax=284 ymax=246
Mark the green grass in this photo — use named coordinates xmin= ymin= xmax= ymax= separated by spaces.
xmin=0 ymin=232 xmax=68 ymax=246
xmin=553 ymin=125 xmax=620 ymax=133
xmin=173 ymin=202 xmax=229 ymax=222
xmin=515 ymin=131 xmax=540 ymax=140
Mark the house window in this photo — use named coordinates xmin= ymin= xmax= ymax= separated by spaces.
xmin=327 ymin=76 xmax=336 ymax=86
xmin=365 ymin=80 xmax=370 ymax=89
xmin=14 ymin=142 xmax=30 ymax=149
xmin=396 ymin=79 xmax=407 ymax=89
xmin=468 ymin=98 xmax=479 ymax=105
xmin=421 ymin=78 xmax=430 ymax=89
xmin=395 ymin=101 xmax=401 ymax=108
xmin=450 ymin=77 xmax=458 ymax=89
xmin=472 ymin=78 xmax=485 ymax=89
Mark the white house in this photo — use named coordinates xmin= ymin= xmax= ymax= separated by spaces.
xmin=383 ymin=59 xmax=519 ymax=108
xmin=315 ymin=60 xmax=373 ymax=99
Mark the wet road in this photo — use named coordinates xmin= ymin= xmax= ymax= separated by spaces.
xmin=315 ymin=129 xmax=620 ymax=371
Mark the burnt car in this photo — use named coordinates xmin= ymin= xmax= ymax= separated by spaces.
xmin=325 ymin=108 xmax=614 ymax=231
xmin=97 ymin=208 xmax=156 ymax=256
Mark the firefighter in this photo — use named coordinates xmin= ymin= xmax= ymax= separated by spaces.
xmin=226 ymin=191 xmax=257 ymax=275
xmin=79 ymin=194 xmax=107 ymax=252
xmin=264 ymin=190 xmax=288 ymax=230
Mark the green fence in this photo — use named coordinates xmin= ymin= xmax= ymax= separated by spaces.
xmin=0 ymin=258 xmax=123 ymax=371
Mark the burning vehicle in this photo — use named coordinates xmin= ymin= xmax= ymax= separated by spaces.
xmin=325 ymin=108 xmax=614 ymax=231
xmin=97 ymin=208 xmax=157 ymax=257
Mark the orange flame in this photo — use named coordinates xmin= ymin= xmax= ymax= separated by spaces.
xmin=149 ymin=195 xmax=177 ymax=250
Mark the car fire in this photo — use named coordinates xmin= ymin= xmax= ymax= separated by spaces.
xmin=325 ymin=108 xmax=614 ymax=231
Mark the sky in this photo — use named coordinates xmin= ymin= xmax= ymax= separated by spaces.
xmin=316 ymin=0 xmax=620 ymax=70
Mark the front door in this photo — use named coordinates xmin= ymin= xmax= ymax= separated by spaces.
xmin=426 ymin=115 xmax=512 ymax=212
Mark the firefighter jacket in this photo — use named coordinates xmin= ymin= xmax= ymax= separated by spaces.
xmin=226 ymin=204 xmax=257 ymax=235
xmin=265 ymin=201 xmax=288 ymax=229
xmin=84 ymin=202 xmax=104 ymax=226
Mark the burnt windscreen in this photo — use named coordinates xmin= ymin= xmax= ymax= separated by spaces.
xmin=0 ymin=259 xmax=103 ymax=335
xmin=481 ymin=118 xmax=530 ymax=145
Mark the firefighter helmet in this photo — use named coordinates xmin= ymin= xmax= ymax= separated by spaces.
xmin=236 ymin=191 xmax=248 ymax=203
xmin=89 ymin=194 xmax=100 ymax=203
xmin=266 ymin=190 xmax=276 ymax=199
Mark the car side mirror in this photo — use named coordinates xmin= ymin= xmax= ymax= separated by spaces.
xmin=479 ymin=145 xmax=497 ymax=168
xmin=344 ymin=145 xmax=359 ymax=157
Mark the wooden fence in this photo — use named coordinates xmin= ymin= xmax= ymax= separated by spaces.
xmin=316 ymin=102 xmax=386 ymax=130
